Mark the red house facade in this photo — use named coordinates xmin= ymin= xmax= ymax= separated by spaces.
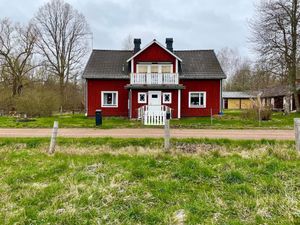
xmin=83 ymin=38 xmax=226 ymax=124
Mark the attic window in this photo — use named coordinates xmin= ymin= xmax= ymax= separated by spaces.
xmin=162 ymin=65 xmax=172 ymax=73
xmin=137 ymin=65 xmax=148 ymax=73
xmin=151 ymin=65 xmax=159 ymax=73
xmin=136 ymin=64 xmax=173 ymax=74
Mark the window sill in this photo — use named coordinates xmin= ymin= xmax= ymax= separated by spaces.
xmin=101 ymin=105 xmax=118 ymax=108
xmin=189 ymin=106 xmax=206 ymax=109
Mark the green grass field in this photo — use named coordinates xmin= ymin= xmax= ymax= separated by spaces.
xmin=0 ymin=110 xmax=300 ymax=129
xmin=0 ymin=138 xmax=300 ymax=224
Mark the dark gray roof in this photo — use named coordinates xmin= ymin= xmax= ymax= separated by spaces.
xmin=83 ymin=50 xmax=131 ymax=79
xmin=261 ymin=85 xmax=291 ymax=98
xmin=175 ymin=50 xmax=226 ymax=79
xmin=83 ymin=49 xmax=226 ymax=79
xmin=223 ymin=91 xmax=256 ymax=99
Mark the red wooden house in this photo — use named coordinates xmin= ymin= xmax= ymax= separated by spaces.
xmin=83 ymin=38 xmax=226 ymax=125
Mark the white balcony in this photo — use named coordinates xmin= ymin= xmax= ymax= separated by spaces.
xmin=130 ymin=73 xmax=179 ymax=85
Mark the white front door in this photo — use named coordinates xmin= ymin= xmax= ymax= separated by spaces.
xmin=148 ymin=91 xmax=161 ymax=111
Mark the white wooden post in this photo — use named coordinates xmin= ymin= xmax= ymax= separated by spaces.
xmin=294 ymin=119 xmax=300 ymax=151
xmin=164 ymin=113 xmax=170 ymax=150
xmin=257 ymin=93 xmax=262 ymax=126
xmin=49 ymin=121 xmax=58 ymax=154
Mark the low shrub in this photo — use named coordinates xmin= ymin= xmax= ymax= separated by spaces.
xmin=0 ymin=88 xmax=15 ymax=113
xmin=241 ymin=107 xmax=272 ymax=121
xmin=15 ymin=88 xmax=59 ymax=117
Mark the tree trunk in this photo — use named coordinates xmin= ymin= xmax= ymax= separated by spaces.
xmin=291 ymin=0 xmax=299 ymax=111
xmin=12 ymin=78 xmax=17 ymax=96
xmin=291 ymin=72 xmax=300 ymax=112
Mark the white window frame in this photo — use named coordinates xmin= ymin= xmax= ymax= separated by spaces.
xmin=136 ymin=64 xmax=173 ymax=74
xmin=188 ymin=92 xmax=206 ymax=108
xmin=101 ymin=91 xmax=118 ymax=108
xmin=162 ymin=92 xmax=172 ymax=104
xmin=138 ymin=92 xmax=147 ymax=104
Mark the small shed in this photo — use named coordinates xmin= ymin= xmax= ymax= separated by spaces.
xmin=223 ymin=91 xmax=255 ymax=109
xmin=260 ymin=84 xmax=298 ymax=111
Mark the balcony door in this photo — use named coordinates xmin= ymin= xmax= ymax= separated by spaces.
xmin=148 ymin=91 xmax=161 ymax=111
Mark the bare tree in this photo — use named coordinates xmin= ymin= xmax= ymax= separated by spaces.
xmin=33 ymin=0 xmax=90 ymax=106
xmin=217 ymin=48 xmax=255 ymax=91
xmin=250 ymin=0 xmax=300 ymax=111
xmin=0 ymin=18 xmax=37 ymax=96
xmin=122 ymin=34 xmax=134 ymax=50
xmin=217 ymin=47 xmax=242 ymax=80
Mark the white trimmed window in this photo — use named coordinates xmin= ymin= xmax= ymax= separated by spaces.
xmin=189 ymin=92 xmax=206 ymax=108
xmin=137 ymin=64 xmax=173 ymax=74
xmin=101 ymin=91 xmax=118 ymax=107
xmin=163 ymin=92 xmax=172 ymax=104
xmin=138 ymin=92 xmax=147 ymax=104
xmin=137 ymin=65 xmax=148 ymax=73
xmin=161 ymin=65 xmax=172 ymax=73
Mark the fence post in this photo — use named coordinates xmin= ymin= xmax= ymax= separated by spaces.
xmin=49 ymin=121 xmax=58 ymax=154
xmin=294 ymin=119 xmax=300 ymax=151
xmin=164 ymin=112 xmax=170 ymax=151
xmin=257 ymin=92 xmax=262 ymax=126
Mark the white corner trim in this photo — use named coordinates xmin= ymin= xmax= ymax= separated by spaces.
xmin=101 ymin=91 xmax=118 ymax=108
xmin=85 ymin=80 xmax=88 ymax=115
xmin=178 ymin=89 xmax=181 ymax=119
xmin=188 ymin=91 xmax=206 ymax=108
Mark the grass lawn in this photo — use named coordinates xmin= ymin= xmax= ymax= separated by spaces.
xmin=0 ymin=114 xmax=142 ymax=129
xmin=0 ymin=110 xmax=300 ymax=129
xmin=0 ymin=137 xmax=300 ymax=224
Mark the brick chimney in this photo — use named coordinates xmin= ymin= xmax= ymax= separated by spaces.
xmin=166 ymin=38 xmax=173 ymax=52
xmin=134 ymin=38 xmax=141 ymax=53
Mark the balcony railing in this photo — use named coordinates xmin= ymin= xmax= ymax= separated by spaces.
xmin=130 ymin=73 xmax=179 ymax=85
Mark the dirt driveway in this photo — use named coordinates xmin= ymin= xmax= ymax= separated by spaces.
xmin=0 ymin=128 xmax=294 ymax=140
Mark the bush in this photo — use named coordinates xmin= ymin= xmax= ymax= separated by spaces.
xmin=16 ymin=89 xmax=59 ymax=117
xmin=0 ymin=88 xmax=15 ymax=113
xmin=241 ymin=107 xmax=272 ymax=121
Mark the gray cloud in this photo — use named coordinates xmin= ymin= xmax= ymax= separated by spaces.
xmin=0 ymin=0 xmax=258 ymax=57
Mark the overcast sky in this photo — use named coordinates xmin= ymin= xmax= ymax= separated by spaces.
xmin=0 ymin=0 xmax=258 ymax=57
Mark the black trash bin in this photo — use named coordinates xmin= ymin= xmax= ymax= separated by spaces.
xmin=166 ymin=111 xmax=171 ymax=120
xmin=95 ymin=109 xmax=102 ymax=126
